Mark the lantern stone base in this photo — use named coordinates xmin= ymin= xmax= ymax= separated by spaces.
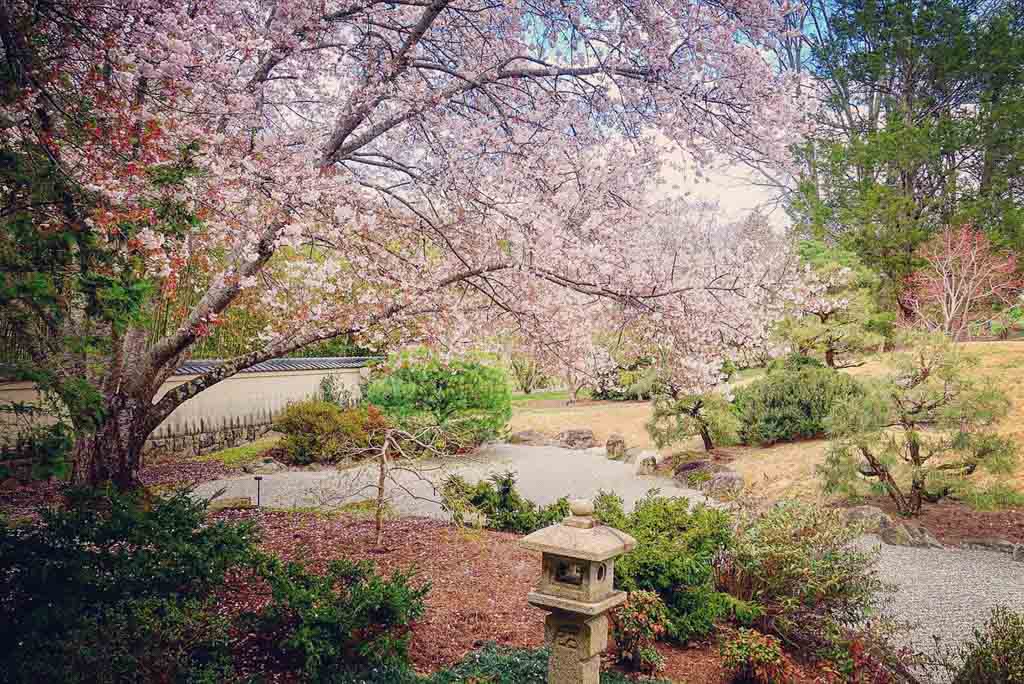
xmin=544 ymin=611 xmax=608 ymax=684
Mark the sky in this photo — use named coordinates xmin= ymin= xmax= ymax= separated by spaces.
xmin=653 ymin=146 xmax=791 ymax=231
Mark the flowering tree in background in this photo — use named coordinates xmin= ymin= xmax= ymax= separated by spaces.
xmin=903 ymin=226 xmax=1021 ymax=340
xmin=0 ymin=0 xmax=807 ymax=488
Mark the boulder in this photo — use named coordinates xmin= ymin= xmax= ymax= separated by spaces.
xmin=606 ymin=434 xmax=627 ymax=460
xmin=243 ymin=459 xmax=287 ymax=474
xmin=674 ymin=459 xmax=712 ymax=475
xmin=878 ymin=520 xmax=943 ymax=549
xmin=960 ymin=537 xmax=1018 ymax=554
xmin=509 ymin=430 xmax=550 ymax=446
xmin=844 ymin=505 xmax=893 ymax=533
xmin=625 ymin=448 xmax=658 ymax=467
xmin=1014 ymin=545 xmax=1023 ymax=563
xmin=636 ymin=455 xmax=658 ymax=476
xmin=557 ymin=429 xmax=596 ymax=449
xmin=700 ymin=470 xmax=744 ymax=497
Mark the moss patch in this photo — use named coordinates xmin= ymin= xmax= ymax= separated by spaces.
xmin=195 ymin=436 xmax=280 ymax=468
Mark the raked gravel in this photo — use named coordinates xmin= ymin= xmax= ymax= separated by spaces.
xmin=868 ymin=534 xmax=1024 ymax=674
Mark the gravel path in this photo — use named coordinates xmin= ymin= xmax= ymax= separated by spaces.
xmin=193 ymin=442 xmax=709 ymax=517
xmin=870 ymin=535 xmax=1024 ymax=668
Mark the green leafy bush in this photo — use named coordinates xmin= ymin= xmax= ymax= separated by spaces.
xmin=715 ymin=502 xmax=895 ymax=671
xmin=594 ymin=490 xmax=736 ymax=642
xmin=54 ymin=597 xmax=235 ymax=683
xmin=275 ymin=401 xmax=391 ymax=465
xmin=733 ymin=363 xmax=862 ymax=445
xmin=251 ymin=557 xmax=429 ymax=681
xmin=365 ymin=351 xmax=511 ymax=445
xmin=610 ymin=590 xmax=669 ymax=673
xmin=952 ymin=606 xmax=1024 ymax=683
xmin=441 ymin=471 xmax=569 ymax=534
xmin=721 ymin=628 xmax=790 ymax=684
xmin=0 ymin=487 xmax=258 ymax=682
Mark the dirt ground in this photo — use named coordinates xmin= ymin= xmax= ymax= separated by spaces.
xmin=871 ymin=496 xmax=1024 ymax=545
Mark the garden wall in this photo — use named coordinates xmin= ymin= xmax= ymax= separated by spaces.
xmin=0 ymin=357 xmax=374 ymax=459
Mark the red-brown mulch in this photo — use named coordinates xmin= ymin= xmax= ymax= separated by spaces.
xmin=0 ymin=478 xmax=62 ymax=521
xmin=869 ymin=497 xmax=1024 ymax=545
xmin=212 ymin=511 xmax=547 ymax=677
xmin=139 ymin=457 xmax=235 ymax=489
xmin=651 ymin=639 xmax=829 ymax=684
xmin=0 ymin=454 xmax=236 ymax=521
xmin=211 ymin=510 xmax=838 ymax=683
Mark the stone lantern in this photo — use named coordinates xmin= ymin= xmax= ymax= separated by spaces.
xmin=520 ymin=498 xmax=637 ymax=684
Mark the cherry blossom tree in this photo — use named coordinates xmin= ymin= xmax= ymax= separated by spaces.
xmin=1 ymin=0 xmax=808 ymax=488
xmin=903 ymin=226 xmax=1021 ymax=340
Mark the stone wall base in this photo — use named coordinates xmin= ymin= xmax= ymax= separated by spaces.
xmin=144 ymin=422 xmax=273 ymax=459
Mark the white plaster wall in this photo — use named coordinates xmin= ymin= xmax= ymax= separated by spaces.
xmin=151 ymin=368 xmax=366 ymax=437
xmin=0 ymin=367 xmax=367 ymax=440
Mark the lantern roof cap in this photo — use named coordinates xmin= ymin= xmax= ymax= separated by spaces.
xmin=520 ymin=510 xmax=636 ymax=562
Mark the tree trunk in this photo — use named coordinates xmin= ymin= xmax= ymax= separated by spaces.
xmin=698 ymin=423 xmax=714 ymax=452
xmin=70 ymin=394 xmax=152 ymax=490
xmin=374 ymin=440 xmax=389 ymax=548
xmin=860 ymin=447 xmax=912 ymax=516
xmin=824 ymin=346 xmax=836 ymax=369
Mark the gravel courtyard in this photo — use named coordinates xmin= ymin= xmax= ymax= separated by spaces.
xmin=193 ymin=442 xmax=709 ymax=516
xmin=871 ymin=538 xmax=1024 ymax=664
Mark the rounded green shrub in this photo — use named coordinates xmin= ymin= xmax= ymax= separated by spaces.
xmin=441 ymin=471 xmax=569 ymax=534
xmin=365 ymin=352 xmax=511 ymax=445
xmin=274 ymin=401 xmax=391 ymax=465
xmin=733 ymin=364 xmax=862 ymax=445
xmin=594 ymin=490 xmax=735 ymax=643
xmin=251 ymin=557 xmax=429 ymax=681
xmin=0 ymin=487 xmax=258 ymax=683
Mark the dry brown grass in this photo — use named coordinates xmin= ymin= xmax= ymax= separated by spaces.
xmin=508 ymin=341 xmax=1024 ymax=502
xmin=509 ymin=399 xmax=658 ymax=450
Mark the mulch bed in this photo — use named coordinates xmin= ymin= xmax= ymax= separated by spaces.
xmin=213 ymin=511 xmax=546 ymax=677
xmin=140 ymin=457 xmax=236 ymax=489
xmin=870 ymin=497 xmax=1024 ymax=545
xmin=0 ymin=454 xmax=236 ymax=521
xmin=211 ymin=510 xmax=834 ymax=683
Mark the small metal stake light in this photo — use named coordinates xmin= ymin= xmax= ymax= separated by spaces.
xmin=519 ymin=498 xmax=636 ymax=684
xmin=253 ymin=476 xmax=263 ymax=507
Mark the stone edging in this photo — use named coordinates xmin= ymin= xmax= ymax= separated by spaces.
xmin=958 ymin=537 xmax=1024 ymax=562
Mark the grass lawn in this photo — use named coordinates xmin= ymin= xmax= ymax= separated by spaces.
xmin=509 ymin=341 xmax=1024 ymax=504
xmin=195 ymin=434 xmax=280 ymax=468
xmin=510 ymin=389 xmax=573 ymax=404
